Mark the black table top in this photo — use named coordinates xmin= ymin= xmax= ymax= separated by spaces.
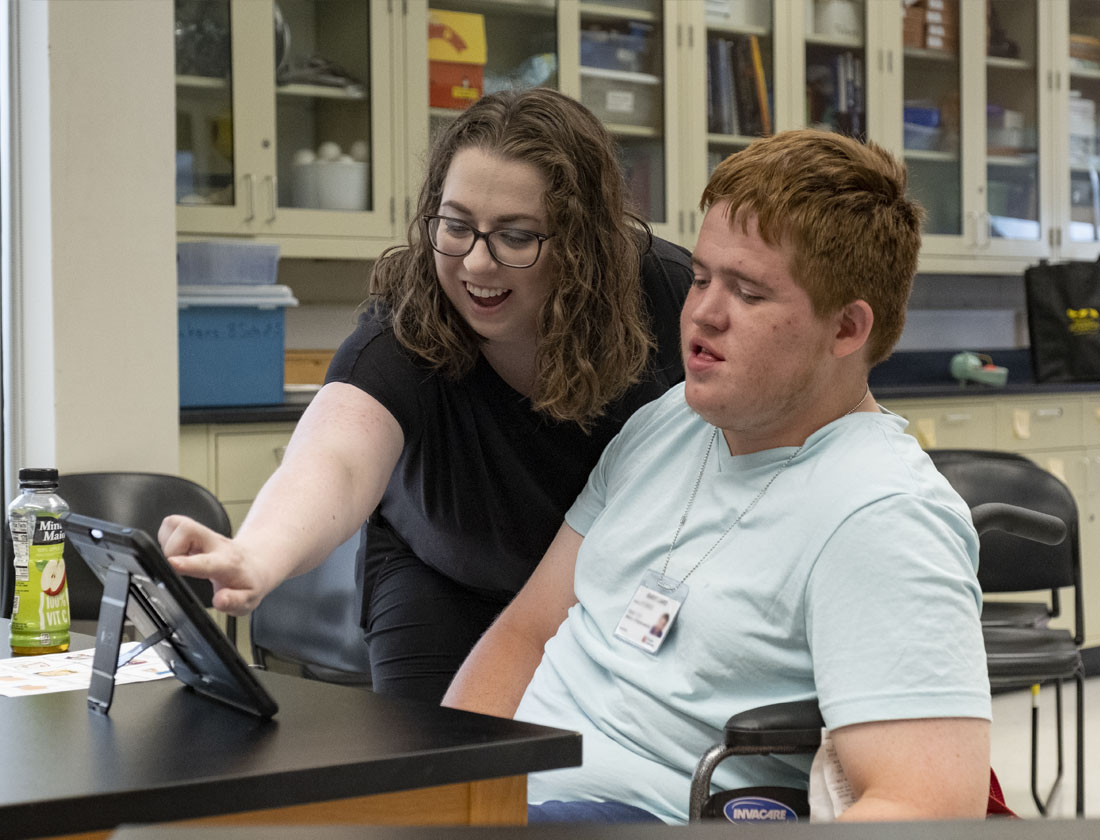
xmin=0 ymin=621 xmax=580 ymax=839
xmin=107 ymin=818 xmax=1100 ymax=840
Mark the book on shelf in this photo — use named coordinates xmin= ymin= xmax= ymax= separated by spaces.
xmin=748 ymin=35 xmax=771 ymax=136
xmin=708 ymin=33 xmax=774 ymax=138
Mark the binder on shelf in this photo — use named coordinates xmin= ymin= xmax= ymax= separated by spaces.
xmin=732 ymin=36 xmax=763 ymax=137
xmin=748 ymin=35 xmax=771 ymax=136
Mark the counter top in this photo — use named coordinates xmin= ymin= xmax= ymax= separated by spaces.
xmin=181 ymin=403 xmax=308 ymax=424
xmin=179 ymin=351 xmax=1100 ymax=425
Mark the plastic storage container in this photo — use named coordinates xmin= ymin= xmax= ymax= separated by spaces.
xmin=904 ymin=122 xmax=941 ymax=151
xmin=178 ymin=284 xmax=298 ymax=407
xmin=177 ymin=241 xmax=280 ymax=285
xmin=580 ymin=68 xmax=662 ymax=128
xmin=291 ymin=161 xmax=370 ymax=211
xmin=580 ymin=24 xmax=652 ymax=74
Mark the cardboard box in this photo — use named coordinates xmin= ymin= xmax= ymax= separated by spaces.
xmin=903 ymin=4 xmax=926 ymax=49
xmin=285 ymin=350 xmax=335 ymax=386
xmin=925 ymin=20 xmax=958 ymax=52
xmin=178 ymin=285 xmax=298 ymax=407
xmin=428 ymin=10 xmax=487 ymax=110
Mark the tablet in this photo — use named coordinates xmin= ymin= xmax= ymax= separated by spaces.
xmin=63 ymin=513 xmax=278 ymax=718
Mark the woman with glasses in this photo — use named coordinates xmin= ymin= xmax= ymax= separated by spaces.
xmin=161 ymin=88 xmax=692 ymax=703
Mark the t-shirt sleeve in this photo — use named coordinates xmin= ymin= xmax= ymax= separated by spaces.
xmin=324 ymin=306 xmax=427 ymax=438
xmin=804 ymin=494 xmax=991 ymax=730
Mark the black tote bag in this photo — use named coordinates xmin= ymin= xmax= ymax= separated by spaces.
xmin=1025 ymin=258 xmax=1100 ymax=382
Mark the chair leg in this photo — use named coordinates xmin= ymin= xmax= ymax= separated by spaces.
xmin=1075 ymin=671 xmax=1085 ymax=818
xmin=1030 ymin=680 xmax=1066 ymax=816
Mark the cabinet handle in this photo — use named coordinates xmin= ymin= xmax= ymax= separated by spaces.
xmin=978 ymin=212 xmax=991 ymax=249
xmin=243 ymin=173 xmax=255 ymax=222
xmin=1034 ymin=407 xmax=1064 ymax=419
xmin=266 ymin=176 xmax=277 ymax=223
xmin=942 ymin=413 xmax=972 ymax=424
xmin=273 ymin=445 xmax=287 ymax=465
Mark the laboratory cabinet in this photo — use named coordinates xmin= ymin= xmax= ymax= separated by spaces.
xmin=173 ymin=1 xmax=1100 ymax=267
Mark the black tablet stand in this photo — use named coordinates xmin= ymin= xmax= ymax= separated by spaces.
xmin=87 ymin=564 xmax=168 ymax=715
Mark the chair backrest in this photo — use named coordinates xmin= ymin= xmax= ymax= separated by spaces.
xmin=927 ymin=449 xmax=1081 ymax=614
xmin=250 ymin=532 xmax=372 ymax=685
xmin=56 ymin=472 xmax=232 ymax=620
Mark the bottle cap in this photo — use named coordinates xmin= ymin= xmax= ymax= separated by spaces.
xmin=18 ymin=467 xmax=59 ymax=487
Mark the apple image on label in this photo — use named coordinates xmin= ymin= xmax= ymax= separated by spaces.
xmin=41 ymin=559 xmax=66 ymax=596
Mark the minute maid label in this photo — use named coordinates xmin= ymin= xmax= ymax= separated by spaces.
xmin=10 ymin=513 xmax=70 ymax=648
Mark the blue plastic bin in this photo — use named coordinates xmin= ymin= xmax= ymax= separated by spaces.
xmin=178 ymin=285 xmax=298 ymax=407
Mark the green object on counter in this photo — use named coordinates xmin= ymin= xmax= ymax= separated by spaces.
xmin=950 ymin=352 xmax=1009 ymax=387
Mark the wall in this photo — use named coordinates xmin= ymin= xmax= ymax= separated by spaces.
xmin=11 ymin=0 xmax=177 ymax=482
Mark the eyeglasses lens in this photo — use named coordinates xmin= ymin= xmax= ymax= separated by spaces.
xmin=427 ymin=217 xmax=540 ymax=268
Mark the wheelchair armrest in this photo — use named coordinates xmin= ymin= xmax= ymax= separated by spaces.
xmin=724 ymin=699 xmax=825 ymax=751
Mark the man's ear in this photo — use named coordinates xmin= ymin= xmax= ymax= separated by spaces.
xmin=832 ymin=300 xmax=874 ymax=360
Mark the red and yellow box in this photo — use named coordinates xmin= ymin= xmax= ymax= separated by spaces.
xmin=428 ymin=10 xmax=487 ymax=110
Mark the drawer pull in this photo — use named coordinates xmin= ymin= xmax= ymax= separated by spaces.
xmin=1034 ymin=408 xmax=1063 ymax=419
xmin=942 ymin=413 xmax=972 ymax=424
xmin=1013 ymin=409 xmax=1031 ymax=440
xmin=274 ymin=445 xmax=287 ymax=465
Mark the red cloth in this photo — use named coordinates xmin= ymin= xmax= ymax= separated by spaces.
xmin=987 ymin=768 xmax=1018 ymax=818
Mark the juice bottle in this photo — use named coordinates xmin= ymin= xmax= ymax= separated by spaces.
xmin=8 ymin=468 xmax=70 ymax=654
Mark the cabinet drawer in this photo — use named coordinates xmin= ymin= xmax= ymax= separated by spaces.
xmin=213 ymin=428 xmax=294 ymax=502
xmin=1081 ymin=397 xmax=1100 ymax=447
xmin=881 ymin=400 xmax=995 ymax=449
xmin=995 ymin=398 xmax=1083 ymax=451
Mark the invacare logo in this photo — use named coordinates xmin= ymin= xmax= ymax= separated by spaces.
xmin=723 ymin=796 xmax=799 ymax=822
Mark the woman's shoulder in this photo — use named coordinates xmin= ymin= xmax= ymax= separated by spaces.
xmin=639 ymin=235 xmax=692 ymax=310
xmin=645 ymin=234 xmax=692 ymax=268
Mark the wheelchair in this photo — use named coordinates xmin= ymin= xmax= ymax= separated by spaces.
xmin=689 ymin=501 xmax=1067 ymax=823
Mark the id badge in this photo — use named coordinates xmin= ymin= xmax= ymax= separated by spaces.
xmin=614 ymin=570 xmax=688 ymax=655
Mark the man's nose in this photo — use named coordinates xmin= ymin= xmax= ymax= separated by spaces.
xmin=690 ymin=285 xmax=728 ymax=330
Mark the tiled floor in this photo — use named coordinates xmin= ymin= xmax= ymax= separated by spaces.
xmin=990 ymin=675 xmax=1100 ymax=818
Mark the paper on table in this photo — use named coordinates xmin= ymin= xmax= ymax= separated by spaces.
xmin=0 ymin=642 xmax=171 ymax=697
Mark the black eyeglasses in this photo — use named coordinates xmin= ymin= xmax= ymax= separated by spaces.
xmin=423 ymin=215 xmax=553 ymax=269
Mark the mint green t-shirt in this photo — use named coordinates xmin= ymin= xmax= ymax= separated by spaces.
xmin=515 ymin=384 xmax=990 ymax=824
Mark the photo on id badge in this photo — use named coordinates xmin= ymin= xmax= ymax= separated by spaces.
xmin=614 ymin=572 xmax=686 ymax=654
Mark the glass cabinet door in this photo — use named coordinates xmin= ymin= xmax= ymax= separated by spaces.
xmin=984 ymin=0 xmax=1042 ymax=248
xmin=274 ymin=0 xmax=374 ymax=218
xmin=177 ymin=0 xmax=397 ymax=249
xmin=175 ymin=0 xmax=240 ymax=221
xmin=576 ymin=0 xmax=669 ymax=229
xmin=426 ymin=1 xmax=560 ymax=145
xmin=703 ymin=0 xmax=775 ymax=172
xmin=1066 ymin=0 xmax=1100 ymax=248
xmin=900 ymin=0 xmax=963 ymax=238
xmin=802 ymin=0 xmax=868 ymax=140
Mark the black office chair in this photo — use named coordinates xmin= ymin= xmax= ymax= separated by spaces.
xmin=55 ymin=472 xmax=236 ymax=646
xmin=250 ymin=532 xmax=373 ymax=686
xmin=928 ymin=449 xmax=1085 ymax=817
xmin=689 ymin=500 xmax=1069 ymax=823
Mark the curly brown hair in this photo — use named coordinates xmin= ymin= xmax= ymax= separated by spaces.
xmin=369 ymin=88 xmax=655 ymax=429
xmin=702 ymin=130 xmax=924 ymax=365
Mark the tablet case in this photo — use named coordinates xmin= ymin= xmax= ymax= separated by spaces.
xmin=63 ymin=513 xmax=277 ymax=718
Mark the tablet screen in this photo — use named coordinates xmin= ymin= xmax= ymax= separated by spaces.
xmin=63 ymin=513 xmax=277 ymax=718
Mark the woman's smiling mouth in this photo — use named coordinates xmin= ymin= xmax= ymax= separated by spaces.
xmin=465 ymin=281 xmax=512 ymax=306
